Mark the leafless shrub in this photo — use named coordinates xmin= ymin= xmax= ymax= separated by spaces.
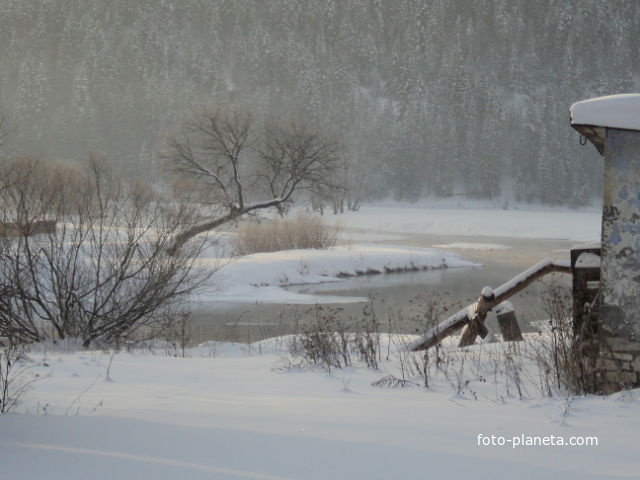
xmin=352 ymin=301 xmax=380 ymax=369
xmin=502 ymin=341 xmax=525 ymax=398
xmin=0 ymin=156 xmax=211 ymax=348
xmin=271 ymin=355 xmax=307 ymax=373
xmin=289 ymin=305 xmax=350 ymax=372
xmin=230 ymin=212 xmax=339 ymax=255
xmin=288 ymin=303 xmax=381 ymax=372
xmin=528 ymin=281 xmax=596 ymax=396
xmin=159 ymin=311 xmax=193 ymax=358
xmin=0 ymin=339 xmax=46 ymax=413
xmin=371 ymin=374 xmax=417 ymax=388
xmin=378 ymin=292 xmax=463 ymax=389
xmin=386 ymin=313 xmax=415 ymax=385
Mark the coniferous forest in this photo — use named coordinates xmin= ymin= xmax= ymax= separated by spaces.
xmin=1 ymin=0 xmax=638 ymax=206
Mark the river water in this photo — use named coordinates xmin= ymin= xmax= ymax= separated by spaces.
xmin=187 ymin=232 xmax=586 ymax=344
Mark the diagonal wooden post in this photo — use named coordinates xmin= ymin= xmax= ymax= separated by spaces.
xmin=408 ymin=258 xmax=571 ymax=351
xmin=458 ymin=287 xmax=495 ymax=347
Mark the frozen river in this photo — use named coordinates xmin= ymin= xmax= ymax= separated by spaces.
xmin=188 ymin=231 xmax=587 ymax=344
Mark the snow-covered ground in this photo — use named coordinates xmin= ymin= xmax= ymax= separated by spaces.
xmin=2 ymin=337 xmax=638 ymax=480
xmin=335 ymin=202 xmax=601 ymax=241
xmin=432 ymin=242 xmax=512 ymax=251
xmin=2 ymin=203 xmax=624 ymax=480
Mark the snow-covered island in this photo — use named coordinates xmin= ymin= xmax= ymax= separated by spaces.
xmin=197 ymin=243 xmax=478 ymax=305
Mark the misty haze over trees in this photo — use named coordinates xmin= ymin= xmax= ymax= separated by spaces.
xmin=1 ymin=0 xmax=638 ymax=206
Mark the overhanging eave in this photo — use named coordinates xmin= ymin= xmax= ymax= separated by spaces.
xmin=571 ymin=124 xmax=606 ymax=156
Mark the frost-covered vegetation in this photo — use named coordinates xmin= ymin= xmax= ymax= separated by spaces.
xmin=230 ymin=213 xmax=340 ymax=255
xmin=2 ymin=1 xmax=638 ymax=205
xmin=0 ymin=157 xmax=209 ymax=348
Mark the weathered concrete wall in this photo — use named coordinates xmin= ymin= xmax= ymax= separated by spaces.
xmin=598 ymin=128 xmax=640 ymax=393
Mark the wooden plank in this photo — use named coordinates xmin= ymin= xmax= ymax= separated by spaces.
xmin=495 ymin=302 xmax=523 ymax=342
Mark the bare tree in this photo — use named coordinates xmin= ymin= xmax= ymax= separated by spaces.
xmin=0 ymin=157 xmax=210 ymax=348
xmin=164 ymin=109 xmax=343 ymax=254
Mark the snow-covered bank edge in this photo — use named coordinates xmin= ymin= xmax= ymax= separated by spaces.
xmin=193 ymin=243 xmax=479 ymax=305
xmin=188 ymin=201 xmax=602 ymax=305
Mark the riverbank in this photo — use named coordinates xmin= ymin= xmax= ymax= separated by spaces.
xmin=198 ymin=203 xmax=600 ymax=306
xmin=186 ymin=204 xmax=600 ymax=343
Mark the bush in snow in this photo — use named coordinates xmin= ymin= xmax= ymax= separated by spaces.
xmin=0 ymin=157 xmax=211 ymax=348
xmin=529 ymin=282 xmax=599 ymax=396
xmin=0 ymin=338 xmax=44 ymax=413
xmin=231 ymin=212 xmax=339 ymax=255
xmin=288 ymin=303 xmax=380 ymax=372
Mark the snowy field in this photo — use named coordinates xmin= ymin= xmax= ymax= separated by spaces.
xmin=2 ymin=337 xmax=639 ymax=480
xmin=335 ymin=201 xmax=601 ymax=242
xmin=2 ymin=203 xmax=628 ymax=480
xmin=432 ymin=242 xmax=512 ymax=251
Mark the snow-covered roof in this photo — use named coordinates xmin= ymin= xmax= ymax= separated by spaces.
xmin=570 ymin=94 xmax=640 ymax=155
xmin=570 ymin=94 xmax=640 ymax=131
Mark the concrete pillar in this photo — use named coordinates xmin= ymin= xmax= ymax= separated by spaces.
xmin=571 ymin=94 xmax=640 ymax=393
xmin=598 ymin=129 xmax=640 ymax=392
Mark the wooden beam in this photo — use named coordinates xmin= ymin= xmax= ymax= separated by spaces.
xmin=408 ymin=258 xmax=571 ymax=351
xmin=495 ymin=302 xmax=524 ymax=342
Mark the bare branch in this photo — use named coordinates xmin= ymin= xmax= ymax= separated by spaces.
xmin=0 ymin=157 xmax=212 ymax=347
xmin=163 ymin=109 xmax=343 ymax=254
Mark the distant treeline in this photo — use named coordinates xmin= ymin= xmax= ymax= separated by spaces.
xmin=1 ymin=0 xmax=638 ymax=205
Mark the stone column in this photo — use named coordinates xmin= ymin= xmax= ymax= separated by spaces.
xmin=598 ymin=128 xmax=640 ymax=393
